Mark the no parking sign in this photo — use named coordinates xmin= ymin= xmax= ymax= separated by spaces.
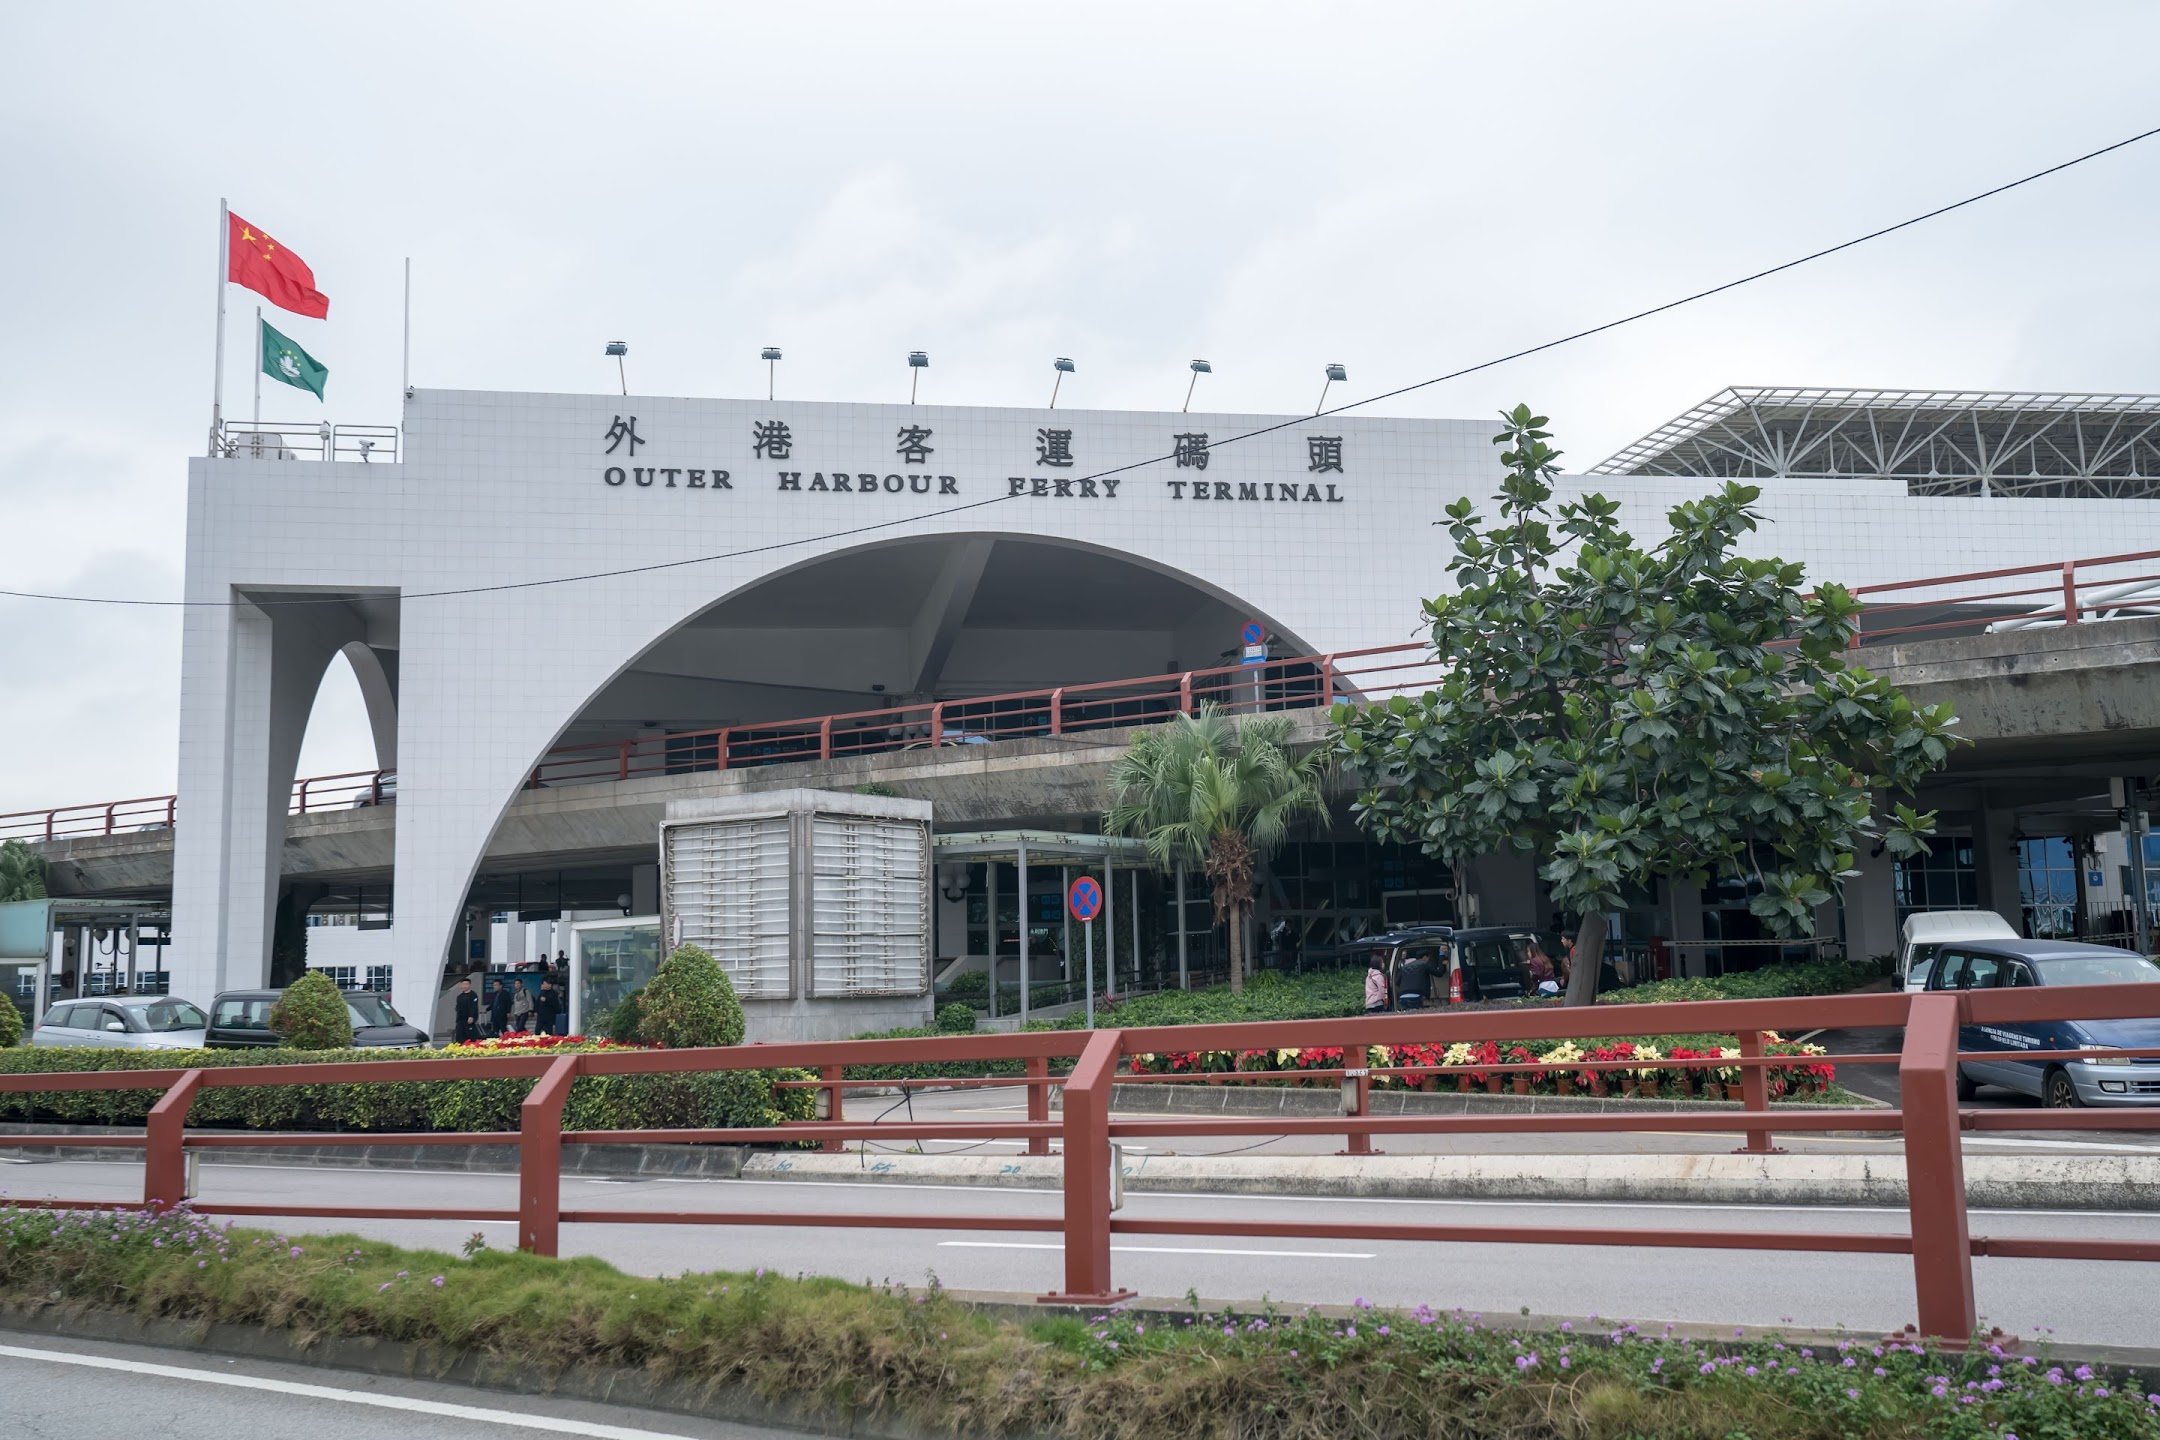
xmin=1069 ymin=875 xmax=1104 ymax=1025
xmin=1068 ymin=874 xmax=1103 ymax=922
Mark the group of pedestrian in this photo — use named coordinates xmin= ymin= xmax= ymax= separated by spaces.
xmin=451 ymin=960 xmax=572 ymax=1043
xmin=1364 ymin=948 xmax=1434 ymax=1013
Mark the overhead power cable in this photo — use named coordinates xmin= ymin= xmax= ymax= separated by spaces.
xmin=8 ymin=120 xmax=2158 ymax=611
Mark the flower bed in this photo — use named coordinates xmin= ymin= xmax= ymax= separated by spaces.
xmin=1129 ymin=1032 xmax=1836 ymax=1099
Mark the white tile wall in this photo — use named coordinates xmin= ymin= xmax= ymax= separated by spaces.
xmin=170 ymin=389 xmax=2160 ymax=1018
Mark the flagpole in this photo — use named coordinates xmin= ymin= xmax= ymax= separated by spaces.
xmin=401 ymin=257 xmax=411 ymax=397
xmin=253 ymin=306 xmax=262 ymax=426
xmin=210 ymin=197 xmax=228 ymax=455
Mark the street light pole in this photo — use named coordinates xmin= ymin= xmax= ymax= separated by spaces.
xmin=1183 ymin=358 xmax=1211 ymax=413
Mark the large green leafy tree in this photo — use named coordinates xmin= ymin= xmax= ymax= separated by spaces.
xmin=1106 ymin=705 xmax=1329 ymax=993
xmin=1334 ymin=406 xmax=1964 ymax=1005
xmin=0 ymin=840 xmax=49 ymax=903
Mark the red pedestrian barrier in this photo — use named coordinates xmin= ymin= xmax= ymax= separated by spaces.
xmin=3 ymin=988 xmax=2157 ymax=1344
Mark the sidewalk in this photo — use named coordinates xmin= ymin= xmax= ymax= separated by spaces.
xmin=739 ymin=1147 xmax=2160 ymax=1211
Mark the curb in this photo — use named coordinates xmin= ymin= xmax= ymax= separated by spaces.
xmin=0 ymin=1300 xmax=961 ymax=1440
xmin=5 ymin=1287 xmax=2156 ymax=1411
xmin=740 ymin=1149 xmax=2160 ymax=1211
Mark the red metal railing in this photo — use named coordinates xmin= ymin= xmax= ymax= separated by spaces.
xmin=6 ymin=548 xmax=2158 ymax=843
xmin=2 ymin=987 xmax=2156 ymax=1342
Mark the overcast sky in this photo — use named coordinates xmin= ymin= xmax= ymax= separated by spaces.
xmin=4 ymin=1 xmax=2160 ymax=816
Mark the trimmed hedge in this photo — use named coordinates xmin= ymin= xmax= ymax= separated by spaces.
xmin=268 ymin=970 xmax=353 ymax=1049
xmin=1598 ymin=957 xmax=1881 ymax=1007
xmin=0 ymin=1042 xmax=815 ymax=1134
xmin=0 ymin=998 xmax=21 ymax=1048
xmin=638 ymin=944 xmax=745 ymax=1048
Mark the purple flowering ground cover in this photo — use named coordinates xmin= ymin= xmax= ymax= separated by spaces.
xmin=1 ymin=1205 xmax=2155 ymax=1439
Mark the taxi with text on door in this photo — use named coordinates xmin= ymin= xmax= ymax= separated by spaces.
xmin=1923 ymin=938 xmax=2160 ymax=1107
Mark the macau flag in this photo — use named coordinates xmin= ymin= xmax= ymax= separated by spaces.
xmin=260 ymin=320 xmax=328 ymax=401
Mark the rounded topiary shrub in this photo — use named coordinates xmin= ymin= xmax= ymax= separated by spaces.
xmin=636 ymin=944 xmax=744 ymax=1049
xmin=268 ymin=970 xmax=354 ymax=1050
xmin=935 ymin=1002 xmax=976 ymax=1034
xmin=0 ymin=999 xmax=23 ymax=1048
xmin=602 ymin=988 xmax=646 ymax=1046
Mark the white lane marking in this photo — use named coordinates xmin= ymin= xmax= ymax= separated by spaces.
xmin=938 ymin=1240 xmax=1375 ymax=1258
xmin=0 ymin=1342 xmax=698 ymax=1438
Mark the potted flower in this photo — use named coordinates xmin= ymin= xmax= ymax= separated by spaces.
xmin=1629 ymin=1043 xmax=1664 ymax=1098
xmin=1714 ymin=1045 xmax=1742 ymax=1100
xmin=1544 ymin=1041 xmax=1585 ymax=1096
xmin=1441 ymin=1041 xmax=1478 ymax=1092
xmin=1505 ymin=1044 xmax=1543 ymax=1096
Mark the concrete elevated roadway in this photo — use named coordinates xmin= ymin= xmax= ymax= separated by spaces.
xmin=29 ymin=615 xmax=2160 ymax=908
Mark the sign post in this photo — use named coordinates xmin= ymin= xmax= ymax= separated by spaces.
xmin=1068 ymin=875 xmax=1103 ymax=1028
xmin=1241 ymin=620 xmax=1267 ymax=713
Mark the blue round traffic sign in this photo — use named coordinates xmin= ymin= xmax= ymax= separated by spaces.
xmin=1241 ymin=620 xmax=1266 ymax=646
xmin=1068 ymin=875 xmax=1103 ymax=922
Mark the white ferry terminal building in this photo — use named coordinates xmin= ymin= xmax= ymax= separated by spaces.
xmin=44 ymin=386 xmax=2160 ymax=1031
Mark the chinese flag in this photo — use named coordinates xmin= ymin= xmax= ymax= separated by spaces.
xmin=228 ymin=211 xmax=329 ymax=319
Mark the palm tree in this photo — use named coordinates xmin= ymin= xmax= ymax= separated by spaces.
xmin=1106 ymin=705 xmax=1329 ymax=993
xmin=0 ymin=840 xmax=49 ymax=903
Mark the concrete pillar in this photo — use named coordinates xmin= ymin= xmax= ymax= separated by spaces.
xmin=1017 ymin=840 xmax=1030 ymax=1024
xmin=1104 ymin=857 xmax=1117 ymax=993
xmin=1175 ymin=864 xmax=1189 ymax=989
xmin=1972 ymin=805 xmax=2025 ymax=933
xmin=172 ymin=591 xmax=366 ymax=1002
xmin=1666 ymin=881 xmax=1705 ymax=980
xmin=1842 ymin=844 xmax=1901 ymax=966
xmin=1463 ymin=851 xmax=1539 ymax=930
xmin=985 ymin=860 xmax=998 ymax=1020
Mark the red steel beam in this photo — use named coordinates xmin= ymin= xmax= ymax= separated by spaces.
xmin=1109 ymin=1217 xmax=1915 ymax=1255
xmin=559 ymin=1211 xmax=1062 ymax=1231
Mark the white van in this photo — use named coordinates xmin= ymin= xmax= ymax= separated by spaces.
xmin=1900 ymin=910 xmax=2021 ymax=991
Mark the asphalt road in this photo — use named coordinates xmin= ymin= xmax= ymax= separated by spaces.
xmin=5 ymin=1157 xmax=2155 ymax=1347
xmin=0 ymin=1331 xmax=796 ymax=1439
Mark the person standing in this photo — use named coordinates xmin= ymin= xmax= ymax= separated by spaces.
xmin=484 ymin=977 xmax=509 ymax=1037
xmin=1396 ymin=949 xmax=1431 ymax=1011
xmin=452 ymin=979 xmax=481 ymax=1042
xmin=534 ymin=979 xmax=560 ymax=1038
xmin=508 ymin=978 xmax=536 ymax=1035
xmin=1364 ymin=954 xmax=1392 ymax=1015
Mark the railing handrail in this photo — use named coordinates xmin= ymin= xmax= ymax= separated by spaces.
xmin=10 ymin=547 xmax=2160 ymax=841
xmin=3 ymin=984 xmax=2156 ymax=1341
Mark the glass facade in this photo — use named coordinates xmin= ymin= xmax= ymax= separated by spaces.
xmin=2018 ymin=837 xmax=2081 ymax=938
xmin=573 ymin=919 xmax=662 ymax=1037
xmin=1895 ymin=835 xmax=1978 ymax=922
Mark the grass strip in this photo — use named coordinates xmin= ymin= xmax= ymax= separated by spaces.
xmin=2 ymin=1205 xmax=2153 ymax=1439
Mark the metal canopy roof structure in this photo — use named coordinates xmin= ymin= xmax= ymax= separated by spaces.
xmin=1590 ymin=387 xmax=2160 ymax=498
xmin=931 ymin=830 xmax=1153 ymax=865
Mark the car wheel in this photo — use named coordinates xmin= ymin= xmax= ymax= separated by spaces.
xmin=2042 ymin=1067 xmax=2082 ymax=1110
xmin=1955 ymin=1065 xmax=1977 ymax=1102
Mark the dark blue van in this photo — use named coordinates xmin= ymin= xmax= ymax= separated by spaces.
xmin=1923 ymin=938 xmax=2160 ymax=1107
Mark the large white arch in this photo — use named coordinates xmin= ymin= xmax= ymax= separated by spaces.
xmin=403 ymin=529 xmax=1327 ymax=998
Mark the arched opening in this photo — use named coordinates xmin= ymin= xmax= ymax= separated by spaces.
xmin=550 ymin=533 xmax=1317 ymax=752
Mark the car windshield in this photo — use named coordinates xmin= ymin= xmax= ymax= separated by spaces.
xmin=344 ymin=996 xmax=404 ymax=1027
xmin=130 ymin=1000 xmax=207 ymax=1032
xmin=2037 ymin=954 xmax=2160 ymax=987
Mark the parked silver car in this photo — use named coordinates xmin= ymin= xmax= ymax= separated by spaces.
xmin=30 ymin=995 xmax=209 ymax=1050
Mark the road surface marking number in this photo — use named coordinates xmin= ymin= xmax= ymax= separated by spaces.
xmin=938 ymin=1241 xmax=1375 ymax=1259
xmin=0 ymin=1343 xmax=702 ymax=1439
